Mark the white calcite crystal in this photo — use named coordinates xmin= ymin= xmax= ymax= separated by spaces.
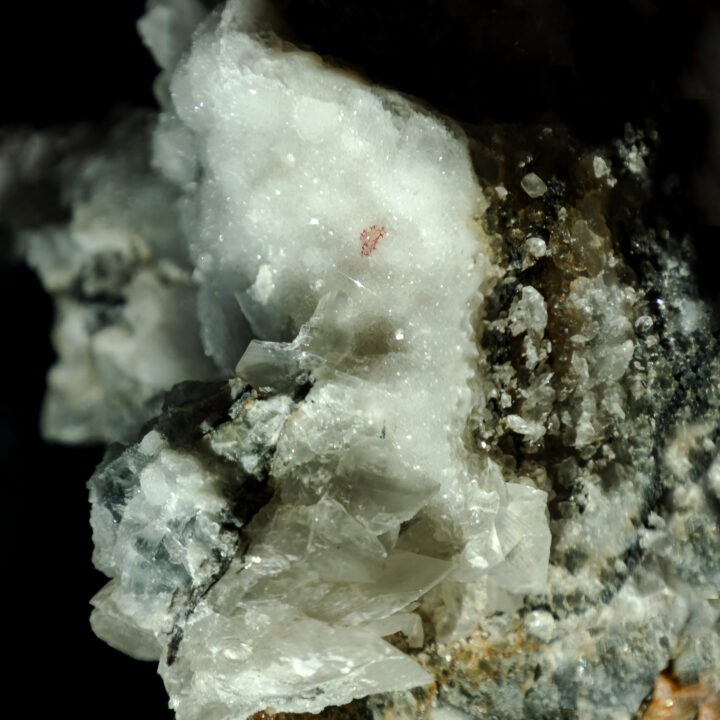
xmin=82 ymin=1 xmax=551 ymax=718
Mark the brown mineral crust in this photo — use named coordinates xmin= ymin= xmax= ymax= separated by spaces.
xmin=473 ymin=122 xmax=625 ymax=381
xmin=418 ymin=628 xmax=541 ymax=711
xmin=635 ymin=671 xmax=720 ymax=720
xmin=447 ymin=626 xmax=543 ymax=670
xmin=469 ymin=121 xmax=657 ymax=495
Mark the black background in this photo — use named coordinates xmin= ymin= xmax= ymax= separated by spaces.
xmin=2 ymin=1 xmax=718 ymax=718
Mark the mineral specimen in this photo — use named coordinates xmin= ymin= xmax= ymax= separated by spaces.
xmin=6 ymin=1 xmax=719 ymax=719
xmin=86 ymin=1 xmax=552 ymax=714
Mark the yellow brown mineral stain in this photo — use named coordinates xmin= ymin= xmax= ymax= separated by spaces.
xmin=637 ymin=672 xmax=720 ymax=720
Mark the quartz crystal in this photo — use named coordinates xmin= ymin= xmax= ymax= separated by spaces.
xmin=6 ymin=1 xmax=719 ymax=719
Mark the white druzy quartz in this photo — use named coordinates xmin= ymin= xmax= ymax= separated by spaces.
xmin=85 ymin=1 xmax=551 ymax=718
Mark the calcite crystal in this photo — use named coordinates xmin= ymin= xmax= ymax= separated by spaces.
xmin=86 ymin=2 xmax=551 ymax=715
xmin=6 ymin=1 xmax=719 ymax=719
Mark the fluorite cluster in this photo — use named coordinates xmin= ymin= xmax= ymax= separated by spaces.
xmin=6 ymin=1 xmax=718 ymax=719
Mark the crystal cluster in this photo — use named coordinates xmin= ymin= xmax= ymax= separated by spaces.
xmin=83 ymin=2 xmax=554 ymax=714
xmin=7 ymin=1 xmax=719 ymax=719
